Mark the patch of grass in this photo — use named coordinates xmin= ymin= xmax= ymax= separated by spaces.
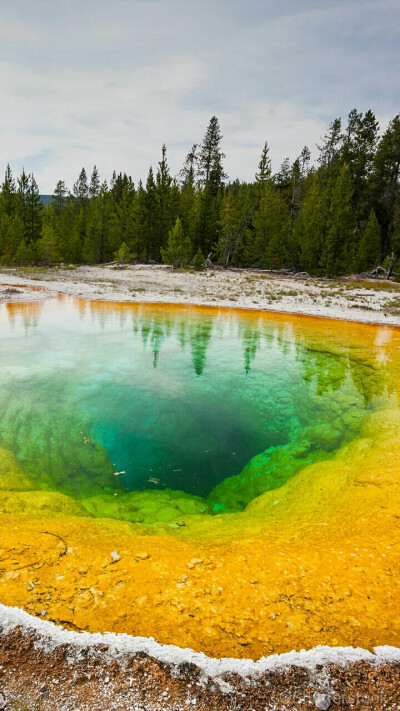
xmin=340 ymin=280 xmax=400 ymax=292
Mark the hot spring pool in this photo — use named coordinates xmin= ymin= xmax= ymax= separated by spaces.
xmin=0 ymin=295 xmax=382 ymax=520
xmin=0 ymin=294 xmax=399 ymax=658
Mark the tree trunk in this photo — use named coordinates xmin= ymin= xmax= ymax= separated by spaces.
xmin=386 ymin=252 xmax=398 ymax=279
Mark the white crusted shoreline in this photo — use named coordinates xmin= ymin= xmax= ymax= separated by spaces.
xmin=1 ymin=602 xmax=400 ymax=685
xmin=0 ymin=263 xmax=400 ymax=326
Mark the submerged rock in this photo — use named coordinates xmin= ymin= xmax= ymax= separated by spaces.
xmin=0 ymin=448 xmax=36 ymax=492
xmin=0 ymin=490 xmax=90 ymax=518
xmin=80 ymin=488 xmax=211 ymax=525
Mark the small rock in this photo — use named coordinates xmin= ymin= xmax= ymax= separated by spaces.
xmin=111 ymin=551 xmax=120 ymax=562
xmin=313 ymin=692 xmax=331 ymax=710
xmin=187 ymin=558 xmax=203 ymax=569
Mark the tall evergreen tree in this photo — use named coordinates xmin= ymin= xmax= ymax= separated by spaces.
xmin=83 ymin=181 xmax=112 ymax=262
xmin=357 ymin=209 xmax=380 ymax=271
xmin=293 ymin=172 xmax=330 ymax=272
xmin=52 ymin=180 xmax=68 ymax=216
xmin=1 ymin=164 xmax=16 ymax=216
xmin=255 ymin=141 xmax=272 ymax=187
xmin=371 ymin=114 xmax=400 ymax=259
xmin=179 ymin=144 xmax=198 ymax=185
xmin=342 ymin=109 xmax=379 ymax=221
xmin=250 ymin=182 xmax=290 ymax=268
xmin=73 ymin=167 xmax=89 ymax=210
xmin=197 ymin=116 xmax=227 ymax=254
xmin=155 ymin=144 xmax=173 ymax=259
xmin=89 ymin=165 xmax=100 ymax=199
xmin=317 ymin=118 xmax=342 ymax=168
xmin=144 ymin=167 xmax=157 ymax=261
xmin=321 ymin=165 xmax=354 ymax=275
xmin=16 ymin=169 xmax=30 ymax=247
xmin=25 ymin=174 xmax=42 ymax=245
xmin=161 ymin=217 xmax=192 ymax=267
xmin=130 ymin=180 xmax=146 ymax=261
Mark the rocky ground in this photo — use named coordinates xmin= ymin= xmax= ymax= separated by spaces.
xmin=1 ymin=606 xmax=400 ymax=711
xmin=0 ymin=264 xmax=400 ymax=325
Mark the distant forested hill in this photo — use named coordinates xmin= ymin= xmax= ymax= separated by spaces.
xmin=0 ymin=111 xmax=399 ymax=277
xmin=40 ymin=195 xmax=52 ymax=206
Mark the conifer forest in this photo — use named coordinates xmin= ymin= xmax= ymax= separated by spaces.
xmin=1 ymin=110 xmax=399 ymax=277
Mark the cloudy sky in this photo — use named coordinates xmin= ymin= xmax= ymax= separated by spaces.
xmin=1 ymin=0 xmax=399 ymax=192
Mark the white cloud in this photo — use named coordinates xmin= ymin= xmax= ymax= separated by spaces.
xmin=0 ymin=0 xmax=399 ymax=191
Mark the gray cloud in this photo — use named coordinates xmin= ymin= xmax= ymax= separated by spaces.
xmin=0 ymin=0 xmax=399 ymax=191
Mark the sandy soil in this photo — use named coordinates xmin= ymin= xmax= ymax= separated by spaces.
xmin=0 ymin=264 xmax=400 ymax=325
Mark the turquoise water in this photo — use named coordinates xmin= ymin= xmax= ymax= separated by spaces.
xmin=0 ymin=297 xmax=378 ymax=514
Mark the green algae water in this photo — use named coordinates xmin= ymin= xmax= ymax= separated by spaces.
xmin=0 ymin=296 xmax=383 ymax=522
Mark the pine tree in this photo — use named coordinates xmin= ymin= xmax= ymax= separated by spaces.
xmin=217 ymin=192 xmax=239 ymax=266
xmin=299 ymin=146 xmax=311 ymax=177
xmin=0 ymin=165 xmax=17 ymax=262
xmin=89 ymin=165 xmax=100 ymax=199
xmin=144 ymin=167 xmax=157 ymax=261
xmin=25 ymin=174 xmax=42 ymax=246
xmin=275 ymin=158 xmax=291 ymax=192
xmin=321 ymin=165 xmax=354 ymax=275
xmin=290 ymin=158 xmax=302 ymax=223
xmin=37 ymin=223 xmax=62 ymax=264
xmin=179 ymin=144 xmax=198 ymax=185
xmin=179 ymin=150 xmax=199 ymax=251
xmin=293 ymin=173 xmax=329 ymax=273
xmin=317 ymin=118 xmax=342 ymax=168
xmin=1 ymin=165 xmax=16 ymax=216
xmin=192 ymin=248 xmax=205 ymax=270
xmin=255 ymin=141 xmax=272 ymax=187
xmin=114 ymin=241 xmax=134 ymax=265
xmin=342 ymin=109 xmax=379 ymax=222
xmin=17 ymin=169 xmax=29 ymax=227
xmin=83 ymin=182 xmax=112 ymax=262
xmin=371 ymin=114 xmax=400 ymax=259
xmin=130 ymin=180 xmax=146 ymax=261
xmin=197 ymin=116 xmax=227 ymax=254
xmin=61 ymin=194 xmax=82 ymax=262
xmin=250 ymin=182 xmax=290 ymax=268
xmin=357 ymin=210 xmax=380 ymax=272
xmin=198 ymin=116 xmax=226 ymax=186
xmin=155 ymin=144 xmax=173 ymax=259
xmin=52 ymin=180 xmax=68 ymax=216
xmin=109 ymin=185 xmax=132 ymax=254
xmin=161 ymin=217 xmax=192 ymax=267
xmin=73 ymin=168 xmax=89 ymax=210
